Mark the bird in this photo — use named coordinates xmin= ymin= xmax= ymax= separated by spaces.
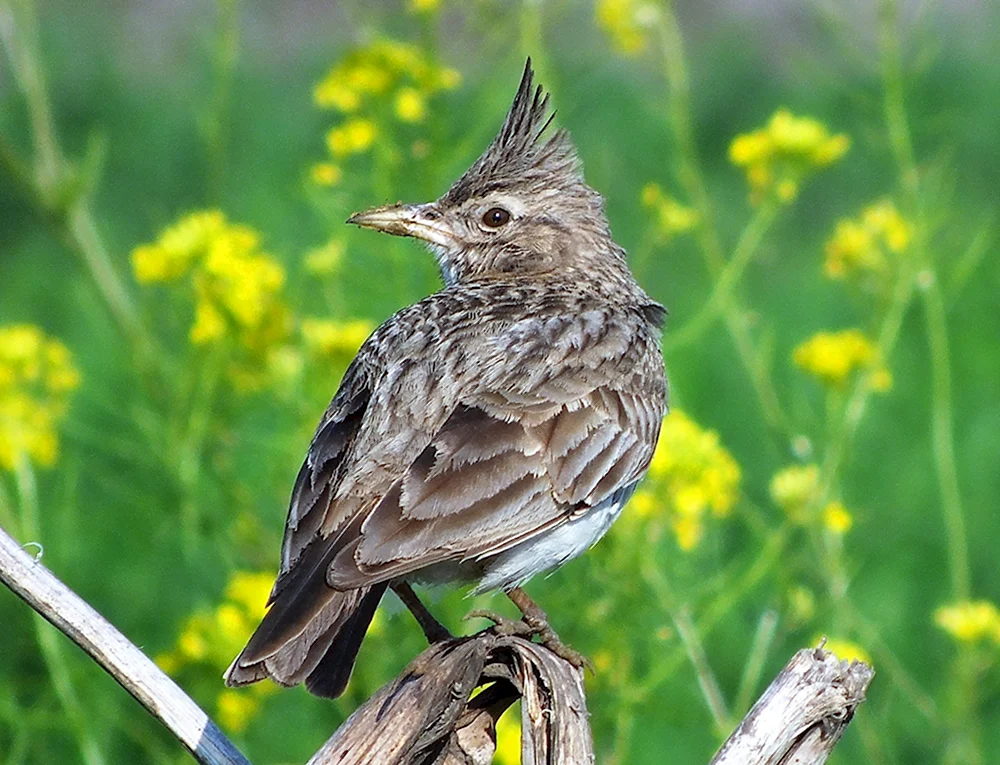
xmin=225 ymin=59 xmax=667 ymax=699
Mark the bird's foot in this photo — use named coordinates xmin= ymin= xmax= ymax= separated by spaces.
xmin=466 ymin=608 xmax=537 ymax=639
xmin=467 ymin=592 xmax=592 ymax=671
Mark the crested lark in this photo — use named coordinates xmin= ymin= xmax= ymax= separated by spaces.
xmin=226 ymin=60 xmax=667 ymax=698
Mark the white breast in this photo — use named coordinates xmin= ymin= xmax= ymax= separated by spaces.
xmin=473 ymin=482 xmax=637 ymax=593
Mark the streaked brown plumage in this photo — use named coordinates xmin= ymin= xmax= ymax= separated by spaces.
xmin=225 ymin=60 xmax=667 ymax=698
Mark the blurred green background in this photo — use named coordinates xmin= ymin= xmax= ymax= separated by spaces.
xmin=1 ymin=0 xmax=998 ymax=763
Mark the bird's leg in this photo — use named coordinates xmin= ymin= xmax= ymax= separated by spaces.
xmin=391 ymin=581 xmax=453 ymax=644
xmin=470 ymin=587 xmax=591 ymax=670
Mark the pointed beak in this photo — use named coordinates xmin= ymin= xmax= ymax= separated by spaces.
xmin=347 ymin=203 xmax=455 ymax=248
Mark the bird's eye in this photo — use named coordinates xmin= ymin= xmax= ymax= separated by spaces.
xmin=481 ymin=207 xmax=511 ymax=228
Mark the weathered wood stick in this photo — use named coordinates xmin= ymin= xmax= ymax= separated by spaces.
xmin=0 ymin=524 xmax=250 ymax=765
xmin=709 ymin=646 xmax=875 ymax=765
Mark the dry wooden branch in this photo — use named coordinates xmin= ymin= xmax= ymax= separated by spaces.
xmin=2 ymin=519 xmax=874 ymax=765
xmin=0 ymin=525 xmax=250 ymax=765
xmin=709 ymin=646 xmax=875 ymax=765
xmin=308 ymin=631 xmax=593 ymax=765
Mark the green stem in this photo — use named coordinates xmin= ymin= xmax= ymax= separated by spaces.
xmin=733 ymin=609 xmax=778 ymax=716
xmin=177 ymin=345 xmax=226 ymax=557
xmin=643 ymin=557 xmax=731 ymax=731
xmin=877 ymin=0 xmax=969 ymax=604
xmin=0 ymin=1 xmax=58 ymax=189
xmin=13 ymin=457 xmax=107 ymax=765
xmin=922 ymin=279 xmax=969 ymax=600
xmin=671 ymin=603 xmax=732 ymax=733
xmin=0 ymin=2 xmax=156 ymax=367
xmin=204 ymin=0 xmax=240 ymax=201
xmin=664 ymin=199 xmax=780 ymax=352
xmin=632 ymin=526 xmax=789 ymax=702
xmin=876 ymin=2 xmax=976 ymax=759
xmin=656 ymin=2 xmax=792 ymax=440
xmin=816 ymin=263 xmax=915 ymax=505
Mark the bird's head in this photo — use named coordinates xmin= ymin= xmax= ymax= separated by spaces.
xmin=348 ymin=59 xmax=623 ymax=286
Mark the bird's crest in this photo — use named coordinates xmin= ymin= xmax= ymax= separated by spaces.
xmin=442 ymin=59 xmax=582 ymax=205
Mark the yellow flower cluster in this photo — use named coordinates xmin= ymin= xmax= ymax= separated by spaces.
xmin=770 ymin=463 xmax=819 ymax=516
xmin=641 ymin=183 xmax=699 ymax=240
xmin=303 ymin=238 xmax=345 ymax=277
xmin=301 ymin=318 xmax=374 ymax=360
xmin=637 ymin=410 xmax=741 ymax=550
xmin=770 ymin=464 xmax=854 ymax=532
xmin=934 ymin=600 xmax=1000 ymax=645
xmin=157 ymin=571 xmax=276 ymax=733
xmin=596 ymin=0 xmax=659 ymax=56
xmin=311 ymin=41 xmax=460 ymax=184
xmin=792 ymin=329 xmax=891 ymax=391
xmin=132 ymin=211 xmax=292 ymax=381
xmin=824 ymin=200 xmax=911 ymax=280
xmin=0 ymin=325 xmax=80 ymax=471
xmin=729 ymin=109 xmax=850 ymax=204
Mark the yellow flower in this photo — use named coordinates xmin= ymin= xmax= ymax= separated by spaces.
xmin=190 ymin=300 xmax=226 ymax=345
xmin=793 ymin=329 xmax=888 ymax=390
xmin=134 ymin=211 xmax=292 ymax=386
xmin=629 ymin=489 xmax=656 ymax=517
xmin=326 ymin=118 xmax=377 ymax=157
xmin=729 ymin=131 xmax=772 ymax=166
xmin=640 ymin=183 xmax=698 ymax=239
xmin=437 ymin=67 xmax=461 ymax=90
xmin=0 ymin=325 xmax=79 ymax=471
xmin=224 ymin=570 xmax=274 ymax=622
xmin=643 ymin=410 xmax=740 ymax=549
xmin=155 ymin=651 xmax=180 ymax=675
xmin=267 ymin=345 xmax=304 ymax=388
xmin=177 ymin=620 xmax=209 ymax=662
xmin=494 ymin=709 xmax=521 ymax=765
xmin=768 ymin=110 xmax=825 ymax=154
xmin=592 ymin=650 xmax=614 ymax=675
xmin=158 ymin=569 xmax=285 ymax=733
xmin=596 ymin=0 xmax=657 ymax=55
xmin=310 ymin=162 xmax=342 ymax=187
xmin=131 ymin=211 xmax=225 ymax=283
xmin=302 ymin=318 xmax=374 ymax=359
xmin=824 ymin=200 xmax=911 ymax=281
xmin=787 ymin=586 xmax=816 ymax=625
xmin=776 ymin=179 xmax=798 ymax=202
xmin=822 ymin=501 xmax=853 ymax=534
xmin=869 ymin=367 xmax=893 ymax=392
xmin=935 ymin=600 xmax=1000 ymax=644
xmin=408 ymin=0 xmax=440 ymax=13
xmin=313 ymin=42 xmax=460 ymax=169
xmin=672 ymin=515 xmax=703 ymax=551
xmin=394 ymin=87 xmax=427 ymax=123
xmin=729 ymin=110 xmax=849 ymax=204
xmin=304 ymin=239 xmax=345 ymax=276
xmin=313 ymin=80 xmax=361 ymax=112
xmin=820 ymin=638 xmax=871 ymax=664
xmin=217 ymin=689 xmax=260 ymax=734
xmin=770 ymin=464 xmax=819 ymax=516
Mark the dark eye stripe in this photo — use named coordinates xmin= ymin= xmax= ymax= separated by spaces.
xmin=482 ymin=207 xmax=511 ymax=228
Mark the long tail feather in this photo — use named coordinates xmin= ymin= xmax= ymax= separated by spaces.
xmin=305 ymin=583 xmax=387 ymax=698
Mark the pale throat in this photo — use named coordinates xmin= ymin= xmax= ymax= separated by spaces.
xmin=428 ymin=242 xmax=464 ymax=287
